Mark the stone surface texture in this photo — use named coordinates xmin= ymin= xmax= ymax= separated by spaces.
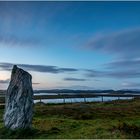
xmin=3 ymin=65 xmax=33 ymax=130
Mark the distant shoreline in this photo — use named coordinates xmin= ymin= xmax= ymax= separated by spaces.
xmin=1 ymin=89 xmax=140 ymax=94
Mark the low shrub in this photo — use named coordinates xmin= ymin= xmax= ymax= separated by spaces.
xmin=117 ymin=122 xmax=140 ymax=138
xmin=0 ymin=127 xmax=39 ymax=139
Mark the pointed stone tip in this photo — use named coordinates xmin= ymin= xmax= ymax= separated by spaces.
xmin=12 ymin=65 xmax=18 ymax=74
xmin=13 ymin=65 xmax=17 ymax=69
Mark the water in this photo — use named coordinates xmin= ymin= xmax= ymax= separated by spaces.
xmin=34 ymin=93 xmax=133 ymax=104
xmin=34 ymin=93 xmax=58 ymax=95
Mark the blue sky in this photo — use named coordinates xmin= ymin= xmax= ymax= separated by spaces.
xmin=0 ymin=1 xmax=140 ymax=90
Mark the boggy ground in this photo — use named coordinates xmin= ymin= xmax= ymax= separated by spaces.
xmin=0 ymin=98 xmax=140 ymax=139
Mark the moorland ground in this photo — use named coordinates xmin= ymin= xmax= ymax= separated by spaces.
xmin=0 ymin=98 xmax=140 ymax=139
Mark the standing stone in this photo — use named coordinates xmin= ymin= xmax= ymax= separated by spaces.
xmin=4 ymin=65 xmax=34 ymax=130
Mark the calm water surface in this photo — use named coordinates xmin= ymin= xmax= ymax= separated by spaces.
xmin=34 ymin=93 xmax=133 ymax=104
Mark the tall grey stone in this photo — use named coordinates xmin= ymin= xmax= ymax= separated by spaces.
xmin=4 ymin=65 xmax=34 ymax=130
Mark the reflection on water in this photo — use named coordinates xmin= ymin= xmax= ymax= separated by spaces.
xmin=34 ymin=96 xmax=133 ymax=104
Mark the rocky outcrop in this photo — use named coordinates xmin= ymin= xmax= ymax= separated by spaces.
xmin=3 ymin=65 xmax=34 ymax=130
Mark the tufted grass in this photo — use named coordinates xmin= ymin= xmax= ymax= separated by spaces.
xmin=0 ymin=98 xmax=140 ymax=138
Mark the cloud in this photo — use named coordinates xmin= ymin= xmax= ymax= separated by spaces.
xmin=0 ymin=79 xmax=10 ymax=84
xmin=0 ymin=62 xmax=79 ymax=74
xmin=85 ymin=69 xmax=140 ymax=79
xmin=121 ymin=82 xmax=140 ymax=88
xmin=0 ymin=34 xmax=40 ymax=47
xmin=0 ymin=2 xmax=70 ymax=48
xmin=85 ymin=58 xmax=140 ymax=79
xmin=85 ymin=69 xmax=104 ymax=77
xmin=100 ymin=59 xmax=140 ymax=78
xmin=63 ymin=77 xmax=86 ymax=81
xmin=105 ymin=59 xmax=140 ymax=70
xmin=0 ymin=79 xmax=39 ymax=85
xmin=108 ymin=71 xmax=140 ymax=78
xmin=32 ymin=83 xmax=40 ymax=85
xmin=87 ymin=28 xmax=140 ymax=59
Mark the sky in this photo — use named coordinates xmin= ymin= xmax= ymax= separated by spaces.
xmin=0 ymin=1 xmax=140 ymax=90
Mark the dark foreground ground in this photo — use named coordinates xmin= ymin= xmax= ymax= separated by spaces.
xmin=0 ymin=98 xmax=140 ymax=139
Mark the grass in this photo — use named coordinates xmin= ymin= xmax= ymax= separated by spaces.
xmin=0 ymin=98 xmax=140 ymax=138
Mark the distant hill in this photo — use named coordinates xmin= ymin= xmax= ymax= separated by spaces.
xmin=34 ymin=89 xmax=140 ymax=94
xmin=1 ymin=89 xmax=140 ymax=95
